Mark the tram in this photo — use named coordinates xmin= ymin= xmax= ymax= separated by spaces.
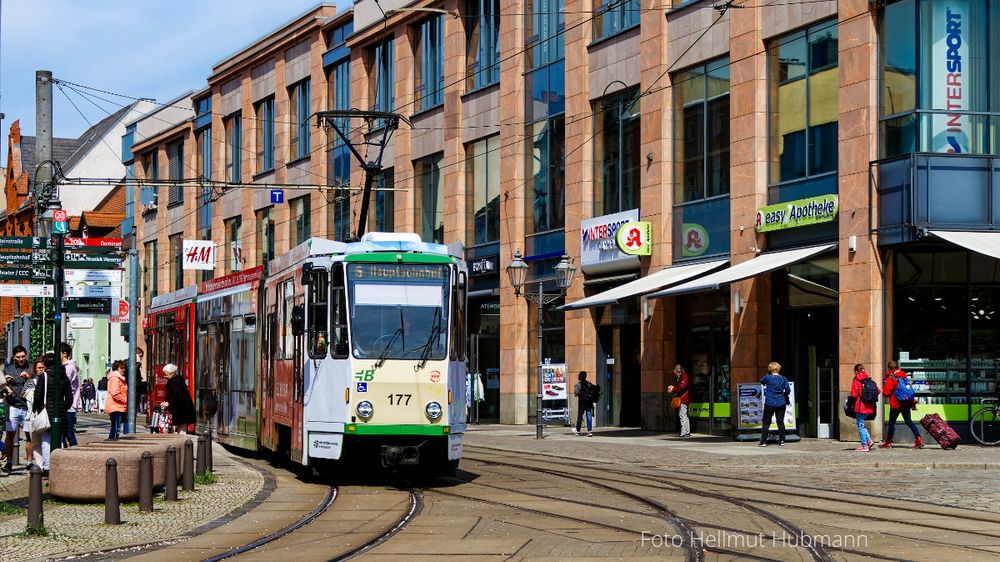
xmin=144 ymin=286 xmax=197 ymax=418
xmin=261 ymin=233 xmax=467 ymax=473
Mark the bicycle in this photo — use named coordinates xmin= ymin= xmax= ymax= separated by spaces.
xmin=970 ymin=397 xmax=1000 ymax=446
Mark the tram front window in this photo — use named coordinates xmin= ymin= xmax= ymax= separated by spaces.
xmin=347 ymin=263 xmax=451 ymax=361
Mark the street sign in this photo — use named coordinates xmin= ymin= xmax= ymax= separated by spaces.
xmin=65 ymin=284 xmax=121 ymax=298
xmin=53 ymin=209 xmax=68 ymax=234
xmin=118 ymin=299 xmax=129 ymax=317
xmin=0 ymin=252 xmax=34 ymax=264
xmin=0 ymin=284 xmax=54 ymax=297
xmin=63 ymin=297 xmax=112 ymax=315
xmin=65 ymin=269 xmax=123 ymax=283
xmin=0 ymin=268 xmax=49 ymax=281
xmin=64 ymin=237 xmax=123 ymax=248
xmin=0 ymin=237 xmax=47 ymax=249
xmin=270 ymin=189 xmax=284 ymax=204
xmin=64 ymin=252 xmax=124 ymax=268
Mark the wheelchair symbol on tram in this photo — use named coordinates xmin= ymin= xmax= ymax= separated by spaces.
xmin=356 ymin=382 xmax=368 ymax=393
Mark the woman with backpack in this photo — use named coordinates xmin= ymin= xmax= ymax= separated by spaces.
xmin=850 ymin=363 xmax=878 ymax=451
xmin=572 ymin=371 xmax=595 ymax=437
xmin=758 ymin=362 xmax=791 ymax=447
xmin=879 ymin=360 xmax=924 ymax=449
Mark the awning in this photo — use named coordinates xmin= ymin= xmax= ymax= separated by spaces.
xmin=930 ymin=230 xmax=1000 ymax=260
xmin=561 ymin=259 xmax=727 ymax=311
xmin=647 ymin=243 xmax=837 ymax=299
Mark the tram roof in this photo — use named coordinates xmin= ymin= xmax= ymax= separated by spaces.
xmin=269 ymin=234 xmax=462 ymax=275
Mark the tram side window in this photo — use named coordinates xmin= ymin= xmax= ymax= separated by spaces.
xmin=451 ymin=270 xmax=467 ymax=361
xmin=282 ymin=279 xmax=295 ymax=359
xmin=330 ymin=263 xmax=348 ymax=358
xmin=307 ymin=268 xmax=329 ymax=358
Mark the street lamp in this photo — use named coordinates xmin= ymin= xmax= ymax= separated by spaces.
xmin=506 ymin=252 xmax=576 ymax=439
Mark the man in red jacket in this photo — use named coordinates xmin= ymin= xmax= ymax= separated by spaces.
xmin=879 ymin=360 xmax=924 ymax=449
xmin=667 ymin=364 xmax=691 ymax=438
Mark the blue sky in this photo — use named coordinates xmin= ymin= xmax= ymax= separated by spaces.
xmin=1 ymin=0 xmax=350 ymax=166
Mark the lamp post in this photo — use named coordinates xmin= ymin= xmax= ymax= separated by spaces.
xmin=506 ymin=251 xmax=576 ymax=439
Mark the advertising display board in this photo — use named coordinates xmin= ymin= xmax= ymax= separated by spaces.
xmin=737 ymin=382 xmax=797 ymax=430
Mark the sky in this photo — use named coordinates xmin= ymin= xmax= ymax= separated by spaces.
xmin=0 ymin=0 xmax=350 ymax=167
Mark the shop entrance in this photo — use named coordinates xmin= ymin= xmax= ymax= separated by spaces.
xmin=596 ymin=317 xmax=641 ymax=427
xmin=773 ymin=257 xmax=839 ymax=439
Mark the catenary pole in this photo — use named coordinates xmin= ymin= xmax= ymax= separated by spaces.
xmin=127 ymin=234 xmax=138 ymax=433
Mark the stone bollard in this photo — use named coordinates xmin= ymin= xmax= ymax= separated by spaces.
xmin=27 ymin=465 xmax=43 ymax=531
xmin=196 ymin=435 xmax=207 ymax=475
xmin=164 ymin=446 xmax=178 ymax=501
xmin=105 ymin=459 xmax=121 ymax=525
xmin=204 ymin=431 xmax=213 ymax=473
xmin=183 ymin=439 xmax=195 ymax=491
xmin=139 ymin=451 xmax=153 ymax=512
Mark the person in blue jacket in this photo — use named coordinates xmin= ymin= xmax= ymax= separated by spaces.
xmin=759 ymin=361 xmax=792 ymax=447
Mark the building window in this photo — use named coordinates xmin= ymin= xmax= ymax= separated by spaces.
xmin=331 ymin=191 xmax=351 ymax=241
xmin=143 ymin=240 xmax=157 ymax=307
xmin=167 ymin=139 xmax=184 ymax=206
xmin=369 ymin=38 xmax=395 ymax=116
xmin=196 ymin=127 xmax=213 ymax=283
xmin=466 ymin=0 xmax=500 ymax=90
xmin=225 ymin=216 xmax=244 ymax=274
xmin=142 ymin=150 xmax=159 ymax=208
xmin=291 ymin=196 xmax=311 ymax=246
xmin=593 ymin=0 xmax=639 ymax=40
xmin=467 ymin=136 xmax=500 ymax=245
xmin=255 ymin=96 xmax=275 ymax=173
xmin=196 ymin=128 xmax=211 ymax=180
xmin=415 ymin=15 xmax=444 ymax=110
xmin=768 ymin=20 xmax=838 ymax=184
xmin=289 ymin=79 xmax=311 ymax=160
xmin=124 ymin=162 xmax=135 ymax=235
xmin=225 ymin=112 xmax=242 ymax=183
xmin=594 ymin=88 xmax=640 ymax=215
xmin=371 ymin=168 xmax=395 ymax=233
xmin=526 ymin=116 xmax=565 ymax=235
xmin=169 ymin=234 xmax=183 ymax=290
xmin=414 ymin=154 xmax=444 ymax=243
xmin=257 ymin=207 xmax=275 ymax=275
xmin=525 ymin=0 xmax=564 ymax=70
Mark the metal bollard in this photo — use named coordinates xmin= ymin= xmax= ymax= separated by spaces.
xmin=139 ymin=451 xmax=153 ymax=512
xmin=183 ymin=439 xmax=195 ymax=491
xmin=105 ymin=458 xmax=121 ymax=525
xmin=204 ymin=430 xmax=213 ymax=473
xmin=196 ymin=436 xmax=207 ymax=475
xmin=12 ymin=439 xmax=19 ymax=466
xmin=164 ymin=446 xmax=178 ymax=501
xmin=27 ymin=465 xmax=43 ymax=530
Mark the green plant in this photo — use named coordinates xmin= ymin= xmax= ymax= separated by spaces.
xmin=23 ymin=519 xmax=49 ymax=537
xmin=0 ymin=501 xmax=25 ymax=515
xmin=194 ymin=471 xmax=218 ymax=485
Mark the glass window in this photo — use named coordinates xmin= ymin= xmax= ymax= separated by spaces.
xmin=525 ymin=0 xmax=564 ymax=69
xmin=144 ymin=240 xmax=158 ymax=307
xmin=415 ymin=153 xmax=444 ymax=243
xmin=256 ymin=207 xmax=274 ymax=274
xmin=466 ymin=0 xmax=500 ymax=90
xmin=347 ymin=263 xmax=450 ymax=360
xmin=331 ymin=189 xmax=351 ymax=241
xmin=307 ymin=268 xmax=329 ymax=359
xmin=467 ymin=135 xmax=500 ymax=245
xmin=124 ymin=162 xmax=134 ymax=235
xmin=525 ymin=60 xmax=565 ymax=122
xmin=196 ymin=128 xmax=213 ymax=282
xmin=371 ymin=168 xmax=395 ymax=233
xmin=414 ymin=15 xmax=444 ymax=110
xmin=289 ymin=79 xmax=311 ymax=160
xmin=169 ymin=234 xmax=183 ymax=291
xmin=451 ymin=271 xmax=467 ymax=361
xmin=594 ymin=88 xmax=641 ymax=215
xmin=674 ymin=58 xmax=730 ymax=204
xmin=196 ymin=128 xmax=211 ymax=180
xmin=593 ymin=0 xmax=639 ymax=40
xmin=525 ymin=116 xmax=565 ymax=235
xmin=225 ymin=112 xmax=242 ymax=183
xmin=330 ymin=263 xmax=349 ymax=358
xmin=291 ymin=196 xmax=311 ymax=246
xmin=769 ymin=21 xmax=838 ymax=183
xmin=255 ymin=97 xmax=275 ymax=173
xmin=369 ymin=38 xmax=395 ymax=116
xmin=167 ymin=139 xmax=183 ymax=205
xmin=225 ymin=216 xmax=243 ymax=274
xmin=143 ymin=150 xmax=159 ymax=208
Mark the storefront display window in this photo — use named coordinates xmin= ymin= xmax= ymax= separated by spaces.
xmin=677 ymin=291 xmax=730 ymax=433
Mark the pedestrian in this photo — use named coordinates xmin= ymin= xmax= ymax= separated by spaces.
xmin=21 ymin=358 xmax=45 ymax=464
xmin=105 ymin=360 xmax=128 ymax=440
xmin=3 ymin=346 xmax=31 ymax=472
xmin=758 ymin=362 xmax=792 ymax=447
xmin=30 ymin=353 xmax=71 ymax=477
xmin=60 ymin=343 xmax=80 ymax=447
xmin=879 ymin=360 xmax=924 ymax=449
xmin=849 ymin=363 xmax=877 ymax=452
xmin=81 ymin=378 xmax=96 ymax=413
xmin=667 ymin=364 xmax=691 ymax=438
xmin=161 ymin=364 xmax=195 ymax=434
xmin=572 ymin=371 xmax=595 ymax=437
xmin=97 ymin=372 xmax=108 ymax=414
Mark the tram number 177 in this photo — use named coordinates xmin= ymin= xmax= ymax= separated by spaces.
xmin=388 ymin=394 xmax=412 ymax=406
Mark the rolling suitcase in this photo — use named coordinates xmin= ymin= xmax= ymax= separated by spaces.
xmin=920 ymin=413 xmax=960 ymax=449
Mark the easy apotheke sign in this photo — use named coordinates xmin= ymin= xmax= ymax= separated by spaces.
xmin=755 ymin=194 xmax=838 ymax=233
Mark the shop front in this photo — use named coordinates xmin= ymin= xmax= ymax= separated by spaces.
xmin=467 ymin=248 xmax=500 ymax=422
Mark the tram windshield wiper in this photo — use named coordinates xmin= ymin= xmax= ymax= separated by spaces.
xmin=375 ymin=307 xmax=405 ymax=369
xmin=414 ymin=307 xmax=444 ymax=371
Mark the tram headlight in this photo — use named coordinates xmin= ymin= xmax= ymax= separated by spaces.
xmin=425 ymin=401 xmax=443 ymax=421
xmin=357 ymin=401 xmax=374 ymax=420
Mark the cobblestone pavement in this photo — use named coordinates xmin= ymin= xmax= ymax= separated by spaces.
xmin=0 ymin=443 xmax=264 ymax=561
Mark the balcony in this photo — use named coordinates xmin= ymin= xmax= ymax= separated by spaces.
xmin=871 ymin=153 xmax=1000 ymax=245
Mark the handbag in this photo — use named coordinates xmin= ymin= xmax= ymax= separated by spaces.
xmin=843 ymin=396 xmax=856 ymax=417
xmin=28 ymin=375 xmax=51 ymax=433
xmin=670 ymin=397 xmax=682 ymax=409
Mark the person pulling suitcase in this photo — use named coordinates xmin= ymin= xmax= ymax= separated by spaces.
xmin=879 ymin=361 xmax=924 ymax=449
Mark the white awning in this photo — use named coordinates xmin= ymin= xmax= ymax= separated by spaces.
xmin=561 ymin=259 xmax=727 ymax=310
xmin=647 ymin=243 xmax=838 ymax=299
xmin=931 ymin=230 xmax=1000 ymax=260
